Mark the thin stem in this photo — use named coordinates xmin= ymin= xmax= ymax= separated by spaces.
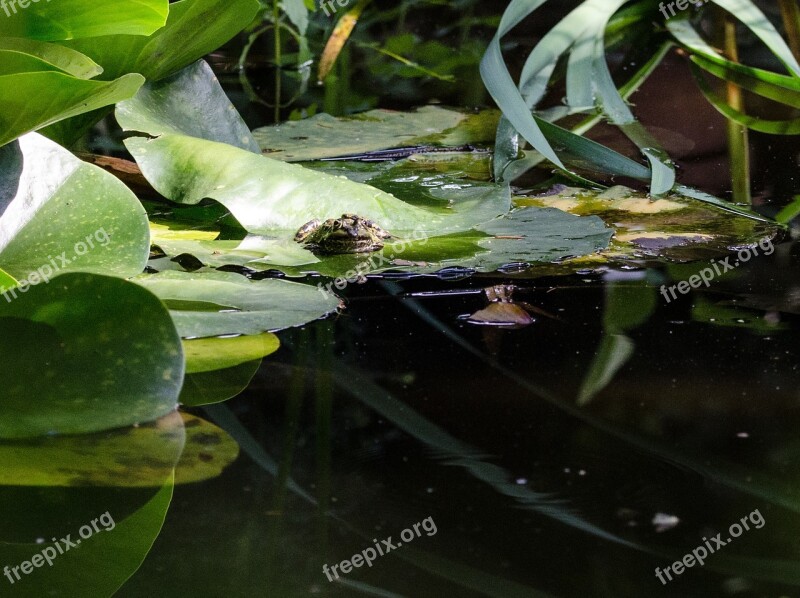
xmin=314 ymin=324 xmax=333 ymax=550
xmin=716 ymin=12 xmax=751 ymax=205
xmin=779 ymin=0 xmax=800 ymax=62
xmin=273 ymin=0 xmax=282 ymax=122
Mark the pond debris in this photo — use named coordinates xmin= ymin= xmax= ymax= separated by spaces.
xmin=652 ymin=513 xmax=681 ymax=533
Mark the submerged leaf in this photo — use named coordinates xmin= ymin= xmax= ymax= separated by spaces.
xmin=0 ymin=410 xmax=185 ymax=487
xmin=180 ymin=360 xmax=261 ymax=407
xmin=0 ymin=478 xmax=174 ymax=598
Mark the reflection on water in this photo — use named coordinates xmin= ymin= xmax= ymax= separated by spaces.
xmin=109 ymin=238 xmax=800 ymax=597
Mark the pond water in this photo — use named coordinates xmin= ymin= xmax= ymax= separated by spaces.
xmin=115 ymin=9 xmax=800 ymax=598
xmin=115 ymin=246 xmax=800 ymax=597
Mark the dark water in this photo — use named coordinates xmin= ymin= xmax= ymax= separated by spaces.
xmin=116 ymin=238 xmax=800 ymax=597
xmin=109 ymin=6 xmax=800 ymax=597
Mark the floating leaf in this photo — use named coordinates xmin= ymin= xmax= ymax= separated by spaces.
xmin=0 ymin=74 xmax=144 ymax=148
xmin=61 ymin=0 xmax=260 ymax=81
xmin=0 ymin=134 xmax=150 ymax=283
xmin=518 ymin=185 xmax=780 ymax=262
xmin=0 ymin=410 xmax=185 ymax=487
xmin=135 ymin=271 xmax=340 ymax=338
xmin=253 ymin=106 xmax=499 ymax=161
xmin=0 ymin=477 xmax=173 ymax=598
xmin=471 ymin=207 xmax=613 ymax=270
xmin=184 ymin=332 xmax=280 ymax=373
xmin=0 ymin=0 xmax=168 ymax=41
xmin=0 ymin=273 xmax=184 ymax=439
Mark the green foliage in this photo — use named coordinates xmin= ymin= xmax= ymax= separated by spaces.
xmin=482 ymin=0 xmax=800 ymax=196
xmin=0 ymin=0 xmax=258 ymax=147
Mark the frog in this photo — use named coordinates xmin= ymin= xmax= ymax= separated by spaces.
xmin=294 ymin=214 xmax=392 ymax=254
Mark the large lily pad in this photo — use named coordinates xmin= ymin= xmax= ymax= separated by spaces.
xmin=117 ymin=60 xmax=260 ymax=152
xmin=0 ymin=273 xmax=184 ymax=438
xmin=119 ymin=62 xmax=510 ymax=237
xmin=61 ymin=0 xmax=259 ymax=81
xmin=0 ymin=73 xmax=144 ymax=148
xmin=126 ymin=134 xmax=442 ymax=234
xmin=0 ymin=134 xmax=150 ymax=283
xmin=0 ymin=410 xmax=239 ymax=487
xmin=135 ymin=271 xmax=340 ymax=338
xmin=469 ymin=207 xmax=614 ymax=270
xmin=0 ymin=411 xmax=185 ymax=487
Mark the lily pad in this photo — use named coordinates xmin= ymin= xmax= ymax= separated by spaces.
xmin=0 ymin=0 xmax=168 ymax=41
xmin=0 ymin=273 xmax=184 ymax=439
xmin=61 ymin=0 xmax=260 ymax=81
xmin=119 ymin=63 xmax=510 ymax=237
xmin=518 ymin=185 xmax=782 ymax=264
xmin=134 ymin=270 xmax=340 ymax=338
xmin=184 ymin=332 xmax=280 ymax=373
xmin=116 ymin=60 xmax=260 ymax=152
xmin=469 ymin=207 xmax=613 ymax=270
xmin=253 ymin=106 xmax=500 ymax=161
xmin=126 ymin=133 xmax=442 ymax=235
xmin=0 ymin=134 xmax=150 ymax=284
xmin=0 ymin=410 xmax=182 ymax=487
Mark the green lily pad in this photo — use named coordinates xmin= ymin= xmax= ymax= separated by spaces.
xmin=0 ymin=134 xmax=150 ymax=284
xmin=184 ymin=332 xmax=280 ymax=373
xmin=518 ymin=185 xmax=781 ymax=263
xmin=150 ymin=230 xmax=320 ymax=270
xmin=61 ymin=0 xmax=259 ymax=81
xmin=119 ymin=63 xmax=510 ymax=237
xmin=0 ymin=74 xmax=144 ymax=148
xmin=0 ymin=273 xmax=184 ymax=439
xmin=461 ymin=207 xmax=613 ymax=270
xmin=0 ymin=410 xmax=185 ymax=488
xmin=126 ymin=134 xmax=442 ymax=235
xmin=252 ymin=106 xmax=500 ymax=161
xmin=116 ymin=60 xmax=260 ymax=152
xmin=135 ymin=271 xmax=340 ymax=338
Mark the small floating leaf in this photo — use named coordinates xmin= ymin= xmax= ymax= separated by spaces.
xmin=184 ymin=332 xmax=280 ymax=374
xmin=135 ymin=270 xmax=340 ymax=338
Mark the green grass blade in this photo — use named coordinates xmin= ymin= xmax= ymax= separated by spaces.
xmin=691 ymin=63 xmax=800 ymax=134
xmin=710 ymin=0 xmax=800 ymax=76
xmin=776 ymin=195 xmax=800 ymax=223
xmin=690 ymin=54 xmax=800 ymax=109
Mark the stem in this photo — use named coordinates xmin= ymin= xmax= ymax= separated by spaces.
xmin=779 ymin=0 xmax=800 ymax=62
xmin=273 ymin=0 xmax=282 ymax=122
xmin=314 ymin=324 xmax=333 ymax=549
xmin=716 ymin=12 xmax=751 ymax=205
